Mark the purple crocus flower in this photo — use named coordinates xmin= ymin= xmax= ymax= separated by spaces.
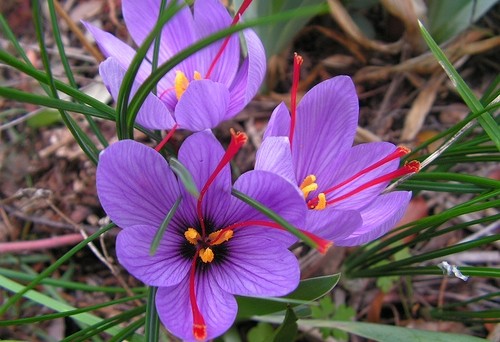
xmin=84 ymin=0 xmax=264 ymax=131
xmin=96 ymin=130 xmax=316 ymax=341
xmin=256 ymin=56 xmax=419 ymax=246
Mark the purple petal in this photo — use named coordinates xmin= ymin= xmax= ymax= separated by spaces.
xmin=175 ymin=79 xmax=230 ymax=131
xmin=116 ymin=225 xmax=190 ymax=287
xmin=255 ymin=136 xmax=297 ymax=186
xmin=263 ymin=102 xmax=291 ymax=139
xmin=292 ymin=76 xmax=359 ymax=183
xmin=177 ymin=131 xmax=231 ymax=227
xmin=156 ymin=273 xmax=237 ymax=341
xmin=226 ymin=29 xmax=266 ymax=118
xmin=212 ymin=237 xmax=300 ymax=296
xmin=82 ymin=22 xmax=151 ymax=82
xmin=337 ymin=191 xmax=411 ymax=246
xmin=305 ymin=208 xmax=363 ymax=242
xmin=99 ymin=58 xmax=175 ymax=130
xmin=225 ymin=170 xmax=307 ymax=246
xmin=122 ymin=0 xmax=196 ymax=64
xmin=96 ymin=140 xmax=180 ymax=229
xmin=193 ymin=0 xmax=239 ymax=85
xmin=322 ymin=142 xmax=399 ymax=211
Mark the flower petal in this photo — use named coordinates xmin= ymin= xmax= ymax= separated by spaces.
xmin=175 ymin=79 xmax=230 ymax=131
xmin=338 ymin=191 xmax=412 ymax=246
xmin=96 ymin=140 xmax=180 ymax=229
xmin=177 ymin=130 xmax=231 ymax=226
xmin=122 ymin=0 xmax=196 ymax=64
xmin=323 ymin=142 xmax=399 ymax=211
xmin=99 ymin=58 xmax=176 ymax=130
xmin=193 ymin=0 xmax=239 ymax=84
xmin=82 ymin=22 xmax=151 ymax=82
xmin=212 ymin=237 xmax=300 ymax=296
xmin=255 ymin=136 xmax=296 ymax=185
xmin=226 ymin=29 xmax=266 ymax=118
xmin=116 ymin=225 xmax=190 ymax=287
xmin=263 ymin=102 xmax=291 ymax=139
xmin=305 ymin=208 xmax=363 ymax=242
xmin=292 ymin=76 xmax=358 ymax=183
xmin=156 ymin=273 xmax=237 ymax=341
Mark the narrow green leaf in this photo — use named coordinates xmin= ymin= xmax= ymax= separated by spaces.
xmin=47 ymin=0 xmax=108 ymax=147
xmin=0 ymin=50 xmax=116 ymax=119
xmin=270 ymin=307 xmax=298 ymax=342
xmin=168 ymin=157 xmax=200 ymax=198
xmin=0 ymin=267 xmax=145 ymax=293
xmin=32 ymin=0 xmax=99 ymax=164
xmin=60 ymin=305 xmax=145 ymax=342
xmin=0 ymin=274 xmax=122 ymax=336
xmin=254 ymin=318 xmax=487 ymax=342
xmin=150 ymin=196 xmax=182 ymax=255
xmin=0 ymin=223 xmax=115 ymax=315
xmin=107 ymin=316 xmax=146 ymax=342
xmin=144 ymin=286 xmax=160 ymax=342
xmin=0 ymin=294 xmax=144 ymax=326
xmin=419 ymin=21 xmax=500 ymax=150
xmin=237 ymin=274 xmax=340 ymax=318
xmin=231 ymin=188 xmax=319 ymax=250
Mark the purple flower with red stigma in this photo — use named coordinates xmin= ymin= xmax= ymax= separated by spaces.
xmin=84 ymin=0 xmax=264 ymax=131
xmin=96 ymin=130 xmax=326 ymax=341
xmin=256 ymin=55 xmax=420 ymax=246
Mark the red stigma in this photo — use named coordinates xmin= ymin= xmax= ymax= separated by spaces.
xmin=155 ymin=124 xmax=179 ymax=152
xmin=289 ymin=53 xmax=303 ymax=149
xmin=323 ymin=146 xmax=411 ymax=196
xmin=205 ymin=0 xmax=254 ymax=79
xmin=219 ymin=220 xmax=332 ymax=254
xmin=189 ymin=251 xmax=207 ymax=341
xmin=197 ymin=129 xmax=247 ymax=236
xmin=325 ymin=160 xmax=421 ymax=206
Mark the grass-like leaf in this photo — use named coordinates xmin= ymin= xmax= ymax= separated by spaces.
xmin=150 ymin=196 xmax=182 ymax=255
xmin=0 ymin=223 xmax=115 ymax=315
xmin=0 ymin=274 xmax=125 ymax=336
xmin=168 ymin=157 xmax=200 ymax=198
xmin=32 ymin=0 xmax=99 ymax=164
xmin=419 ymin=20 xmax=500 ymax=150
xmin=144 ymin=286 xmax=160 ymax=342
xmin=253 ymin=317 xmax=487 ymax=342
xmin=0 ymin=294 xmax=144 ymax=326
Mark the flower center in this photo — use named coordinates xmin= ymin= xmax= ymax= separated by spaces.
xmin=302 ymin=147 xmax=420 ymax=210
xmin=174 ymin=70 xmax=202 ymax=100
xmin=184 ymin=228 xmax=234 ymax=263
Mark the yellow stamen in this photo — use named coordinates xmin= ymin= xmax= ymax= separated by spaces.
xmin=199 ymin=248 xmax=214 ymax=263
xmin=174 ymin=71 xmax=189 ymax=100
xmin=174 ymin=70 xmax=203 ymax=100
xmin=300 ymin=174 xmax=318 ymax=199
xmin=208 ymin=229 xmax=233 ymax=245
xmin=184 ymin=228 xmax=200 ymax=245
xmin=313 ymin=193 xmax=327 ymax=210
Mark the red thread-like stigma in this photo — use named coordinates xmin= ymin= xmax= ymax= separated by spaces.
xmin=289 ymin=53 xmax=303 ymax=149
xmin=197 ymin=129 xmax=247 ymax=236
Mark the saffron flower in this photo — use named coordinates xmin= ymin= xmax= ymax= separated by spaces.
xmin=84 ymin=0 xmax=265 ymax=131
xmin=256 ymin=58 xmax=419 ymax=246
xmin=96 ymin=130 xmax=310 ymax=341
